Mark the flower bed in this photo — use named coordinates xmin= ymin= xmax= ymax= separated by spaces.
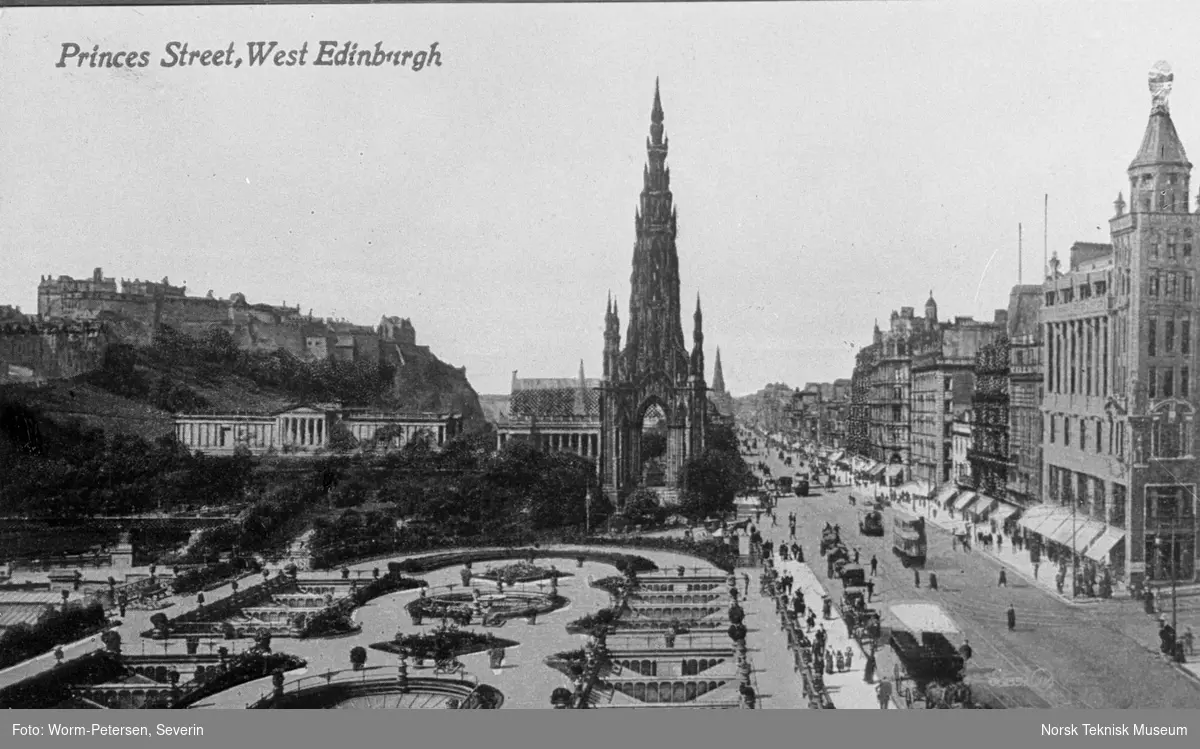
xmin=0 ymin=652 xmax=127 ymax=709
xmin=544 ymin=648 xmax=588 ymax=680
xmin=171 ymin=559 xmax=262 ymax=596
xmin=565 ymin=607 xmax=621 ymax=636
xmin=337 ymin=547 xmax=658 ymax=576
xmin=589 ymin=576 xmax=632 ymax=598
xmin=576 ymin=537 xmax=738 ymax=572
xmin=405 ymin=591 xmax=567 ymax=626
xmin=472 ymin=561 xmax=572 ymax=585
xmin=369 ymin=626 xmax=517 ymax=661
xmin=0 ymin=602 xmax=110 ymax=670
xmin=153 ymin=651 xmax=307 ymax=709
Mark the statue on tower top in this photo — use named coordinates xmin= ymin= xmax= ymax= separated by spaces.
xmin=1150 ymin=60 xmax=1174 ymax=114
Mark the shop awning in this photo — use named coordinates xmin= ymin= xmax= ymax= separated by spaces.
xmin=899 ymin=481 xmax=932 ymax=498
xmin=989 ymin=502 xmax=1022 ymax=525
xmin=1029 ymin=509 xmax=1075 ymax=539
xmin=888 ymin=602 xmax=961 ymax=634
xmin=951 ymin=491 xmax=978 ymax=511
xmin=1048 ymin=516 xmax=1106 ymax=550
xmin=829 ymin=451 xmax=845 ymax=463
xmin=1083 ymin=528 xmax=1126 ymax=563
xmin=867 ymin=464 xmax=886 ymax=478
xmin=969 ymin=494 xmax=1000 ymax=518
xmin=935 ymin=484 xmax=960 ymax=508
xmin=885 ymin=464 xmax=905 ymax=480
xmin=1016 ymin=505 xmax=1056 ymax=533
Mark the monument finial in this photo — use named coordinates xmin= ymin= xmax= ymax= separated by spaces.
xmin=1150 ymin=60 xmax=1174 ymax=114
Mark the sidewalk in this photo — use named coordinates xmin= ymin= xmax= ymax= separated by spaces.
xmin=739 ymin=569 xmax=807 ymax=709
xmin=776 ymin=558 xmax=884 ymax=709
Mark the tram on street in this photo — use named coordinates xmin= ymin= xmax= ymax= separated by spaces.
xmin=892 ymin=516 xmax=927 ymax=567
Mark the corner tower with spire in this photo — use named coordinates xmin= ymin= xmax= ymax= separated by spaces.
xmin=1103 ymin=61 xmax=1200 ymax=588
xmin=600 ymin=80 xmax=708 ymax=507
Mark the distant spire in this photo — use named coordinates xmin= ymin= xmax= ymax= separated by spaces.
xmin=713 ymin=347 xmax=726 ymax=393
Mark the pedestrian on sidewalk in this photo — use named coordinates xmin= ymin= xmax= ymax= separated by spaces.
xmin=844 ymin=646 xmax=853 ymax=671
xmin=789 ymin=524 xmax=796 ymax=539
xmin=998 ymin=569 xmax=1008 ymax=587
xmin=870 ymin=555 xmax=878 ymax=576
xmin=864 ymin=651 xmax=877 ymax=683
xmin=822 ymin=596 xmax=832 ymax=619
xmin=997 ymin=534 xmax=1003 ymax=552
xmin=1032 ymin=562 xmax=1039 ymax=580
xmin=1006 ymin=603 xmax=1016 ymax=631
xmin=835 ymin=650 xmax=845 ymax=672
xmin=742 ymin=573 xmax=750 ymax=596
xmin=1183 ymin=626 xmax=1194 ymax=656
xmin=952 ymin=535 xmax=958 ymax=552
xmin=866 ymin=579 xmax=875 ymax=602
xmin=826 ymin=650 xmax=835 ymax=674
xmin=854 ymin=548 xmax=861 ymax=564
xmin=876 ymin=677 xmax=893 ymax=709
xmin=914 ymin=569 xmax=921 ymax=588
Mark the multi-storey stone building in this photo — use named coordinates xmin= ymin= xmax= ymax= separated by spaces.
xmin=910 ymin=301 xmax=1005 ymax=492
xmin=968 ymin=335 xmax=1011 ymax=498
xmin=1031 ymin=69 xmax=1200 ymax=586
xmin=1006 ymin=285 xmax=1045 ymax=507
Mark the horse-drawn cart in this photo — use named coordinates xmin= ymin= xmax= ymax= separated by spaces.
xmin=841 ymin=587 xmax=881 ymax=644
xmin=886 ymin=603 xmax=976 ymax=709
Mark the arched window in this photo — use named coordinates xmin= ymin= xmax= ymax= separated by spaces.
xmin=1151 ymin=403 xmax=1194 ymax=458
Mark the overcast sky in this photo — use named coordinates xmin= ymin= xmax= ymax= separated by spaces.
xmin=0 ymin=1 xmax=1195 ymax=396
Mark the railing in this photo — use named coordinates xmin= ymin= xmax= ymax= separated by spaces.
xmin=246 ymin=665 xmax=479 ymax=708
xmin=605 ymin=633 xmax=734 ymax=652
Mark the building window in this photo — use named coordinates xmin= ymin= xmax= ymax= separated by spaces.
xmin=1152 ymin=240 xmax=1160 ymax=260
xmin=1186 ymin=243 xmax=1194 ymax=259
xmin=1049 ymin=415 xmax=1057 ymax=443
xmin=1064 ymin=417 xmax=1071 ymax=447
xmin=1169 ymin=241 xmax=1178 ymax=259
xmin=1184 ymin=367 xmax=1190 ymax=397
xmin=1150 ymin=275 xmax=1160 ymax=297
xmin=1184 ymin=318 xmax=1192 ymax=355
xmin=1164 ymin=368 xmax=1175 ymax=398
xmin=944 ymin=377 xmax=952 ymax=391
xmin=1152 ymin=412 xmax=1189 ymax=458
xmin=1167 ymin=320 xmax=1177 ymax=353
xmin=1096 ymin=421 xmax=1103 ymax=454
xmin=1150 ymin=367 xmax=1158 ymax=399
xmin=1080 ymin=420 xmax=1087 ymax=452
xmin=1149 ymin=319 xmax=1157 ymax=356
xmin=1112 ymin=484 xmax=1127 ymax=528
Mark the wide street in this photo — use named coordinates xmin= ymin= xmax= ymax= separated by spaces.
xmin=747 ymin=439 xmax=1200 ymax=709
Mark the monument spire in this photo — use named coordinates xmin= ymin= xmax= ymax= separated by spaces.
xmin=713 ymin=347 xmax=726 ymax=393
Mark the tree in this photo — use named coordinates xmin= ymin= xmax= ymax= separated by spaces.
xmin=326 ymin=422 xmax=359 ymax=454
xmin=621 ymin=488 xmax=664 ymax=527
xmin=350 ymin=645 xmax=367 ymax=671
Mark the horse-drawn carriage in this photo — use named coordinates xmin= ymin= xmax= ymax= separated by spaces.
xmin=841 ymin=587 xmax=881 ymax=643
xmin=839 ymin=564 xmax=866 ymax=588
xmin=859 ymin=510 xmax=885 ymax=536
xmin=819 ymin=526 xmax=841 ymax=556
xmin=886 ymin=603 xmax=977 ymax=709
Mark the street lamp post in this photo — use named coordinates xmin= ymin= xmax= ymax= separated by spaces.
xmin=1154 ymin=536 xmax=1178 ymax=656
xmin=1071 ymin=494 xmax=1078 ymax=598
